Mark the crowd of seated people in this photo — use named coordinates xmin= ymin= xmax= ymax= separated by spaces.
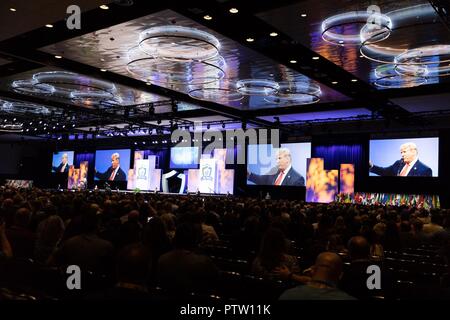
xmin=0 ymin=187 xmax=449 ymax=300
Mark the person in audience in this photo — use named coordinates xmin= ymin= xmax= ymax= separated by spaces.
xmin=423 ymin=213 xmax=444 ymax=236
xmin=279 ymin=252 xmax=356 ymax=300
xmin=0 ymin=220 xmax=13 ymax=259
xmin=34 ymin=214 xmax=65 ymax=264
xmin=88 ymin=244 xmax=152 ymax=300
xmin=157 ymin=222 xmax=219 ymax=295
xmin=50 ymin=208 xmax=114 ymax=275
xmin=252 ymin=227 xmax=300 ymax=280
xmin=142 ymin=216 xmax=172 ymax=283
xmin=6 ymin=207 xmax=36 ymax=259
xmin=340 ymin=236 xmax=382 ymax=299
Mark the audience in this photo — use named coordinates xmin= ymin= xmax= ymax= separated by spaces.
xmin=0 ymin=187 xmax=448 ymax=301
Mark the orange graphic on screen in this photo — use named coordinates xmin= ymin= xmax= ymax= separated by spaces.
xmin=306 ymin=158 xmax=338 ymax=203
xmin=340 ymin=164 xmax=355 ymax=194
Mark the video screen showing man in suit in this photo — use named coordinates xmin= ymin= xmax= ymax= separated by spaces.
xmin=369 ymin=138 xmax=438 ymax=177
xmin=247 ymin=143 xmax=311 ymax=186
xmin=51 ymin=151 xmax=74 ymax=173
xmin=94 ymin=150 xmax=130 ymax=181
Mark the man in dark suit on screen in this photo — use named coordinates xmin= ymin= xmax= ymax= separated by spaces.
xmin=369 ymin=142 xmax=432 ymax=177
xmin=53 ymin=153 xmax=69 ymax=173
xmin=95 ymin=152 xmax=126 ymax=181
xmin=247 ymin=148 xmax=305 ymax=186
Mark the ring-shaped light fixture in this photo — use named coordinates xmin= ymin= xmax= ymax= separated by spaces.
xmin=263 ymin=82 xmax=321 ymax=105
xmin=236 ymin=79 xmax=280 ymax=96
xmin=32 ymin=71 xmax=117 ymax=101
xmin=127 ymin=55 xmax=225 ymax=85
xmin=264 ymin=93 xmax=320 ymax=105
xmin=139 ymin=25 xmax=221 ymax=62
xmin=0 ymin=99 xmax=56 ymax=115
xmin=188 ymin=87 xmax=244 ymax=102
xmin=373 ymin=65 xmax=427 ymax=88
xmin=0 ymin=123 xmax=23 ymax=133
xmin=11 ymin=80 xmax=55 ymax=96
xmin=358 ymin=4 xmax=441 ymax=65
xmin=373 ymin=75 xmax=427 ymax=88
xmin=321 ymin=11 xmax=392 ymax=46
xmin=276 ymin=81 xmax=321 ymax=96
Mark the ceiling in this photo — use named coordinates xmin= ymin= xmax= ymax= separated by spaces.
xmin=0 ymin=0 xmax=450 ymax=141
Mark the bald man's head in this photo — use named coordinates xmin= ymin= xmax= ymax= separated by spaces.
xmin=348 ymin=236 xmax=370 ymax=260
xmin=312 ymin=252 xmax=343 ymax=283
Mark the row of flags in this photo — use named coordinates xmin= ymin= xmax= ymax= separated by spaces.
xmin=335 ymin=192 xmax=440 ymax=209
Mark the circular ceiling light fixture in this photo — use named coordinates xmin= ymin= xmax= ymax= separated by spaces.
xmin=188 ymin=87 xmax=244 ymax=103
xmin=126 ymin=46 xmax=226 ymax=85
xmin=359 ymin=4 xmax=440 ymax=64
xmin=373 ymin=75 xmax=427 ymax=88
xmin=263 ymin=82 xmax=321 ymax=105
xmin=11 ymin=80 xmax=55 ymax=96
xmin=373 ymin=64 xmax=427 ymax=88
xmin=0 ymin=100 xmax=56 ymax=115
xmin=321 ymin=11 xmax=392 ymax=46
xmin=138 ymin=25 xmax=221 ymax=62
xmin=236 ymin=79 xmax=280 ymax=96
xmin=0 ymin=123 xmax=23 ymax=133
xmin=32 ymin=71 xmax=117 ymax=101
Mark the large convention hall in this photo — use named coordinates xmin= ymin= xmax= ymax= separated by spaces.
xmin=0 ymin=0 xmax=450 ymax=305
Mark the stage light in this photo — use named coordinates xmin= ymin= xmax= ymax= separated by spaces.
xmin=351 ymin=79 xmax=358 ymax=82
xmin=246 ymin=38 xmax=254 ymax=42
xmin=332 ymin=81 xmax=338 ymax=84
xmin=229 ymin=8 xmax=239 ymax=14
xmin=54 ymin=55 xmax=62 ymax=59
xmin=301 ymin=13 xmax=307 ymax=17
xmin=10 ymin=8 xmax=16 ymax=12
xmin=312 ymin=56 xmax=320 ymax=60
xmin=270 ymin=32 xmax=278 ymax=37
xmin=290 ymin=60 xmax=297 ymax=64
xmin=100 ymin=68 xmax=107 ymax=72
xmin=99 ymin=5 xmax=109 ymax=10
xmin=203 ymin=15 xmax=212 ymax=20
xmin=45 ymin=24 xmax=53 ymax=28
